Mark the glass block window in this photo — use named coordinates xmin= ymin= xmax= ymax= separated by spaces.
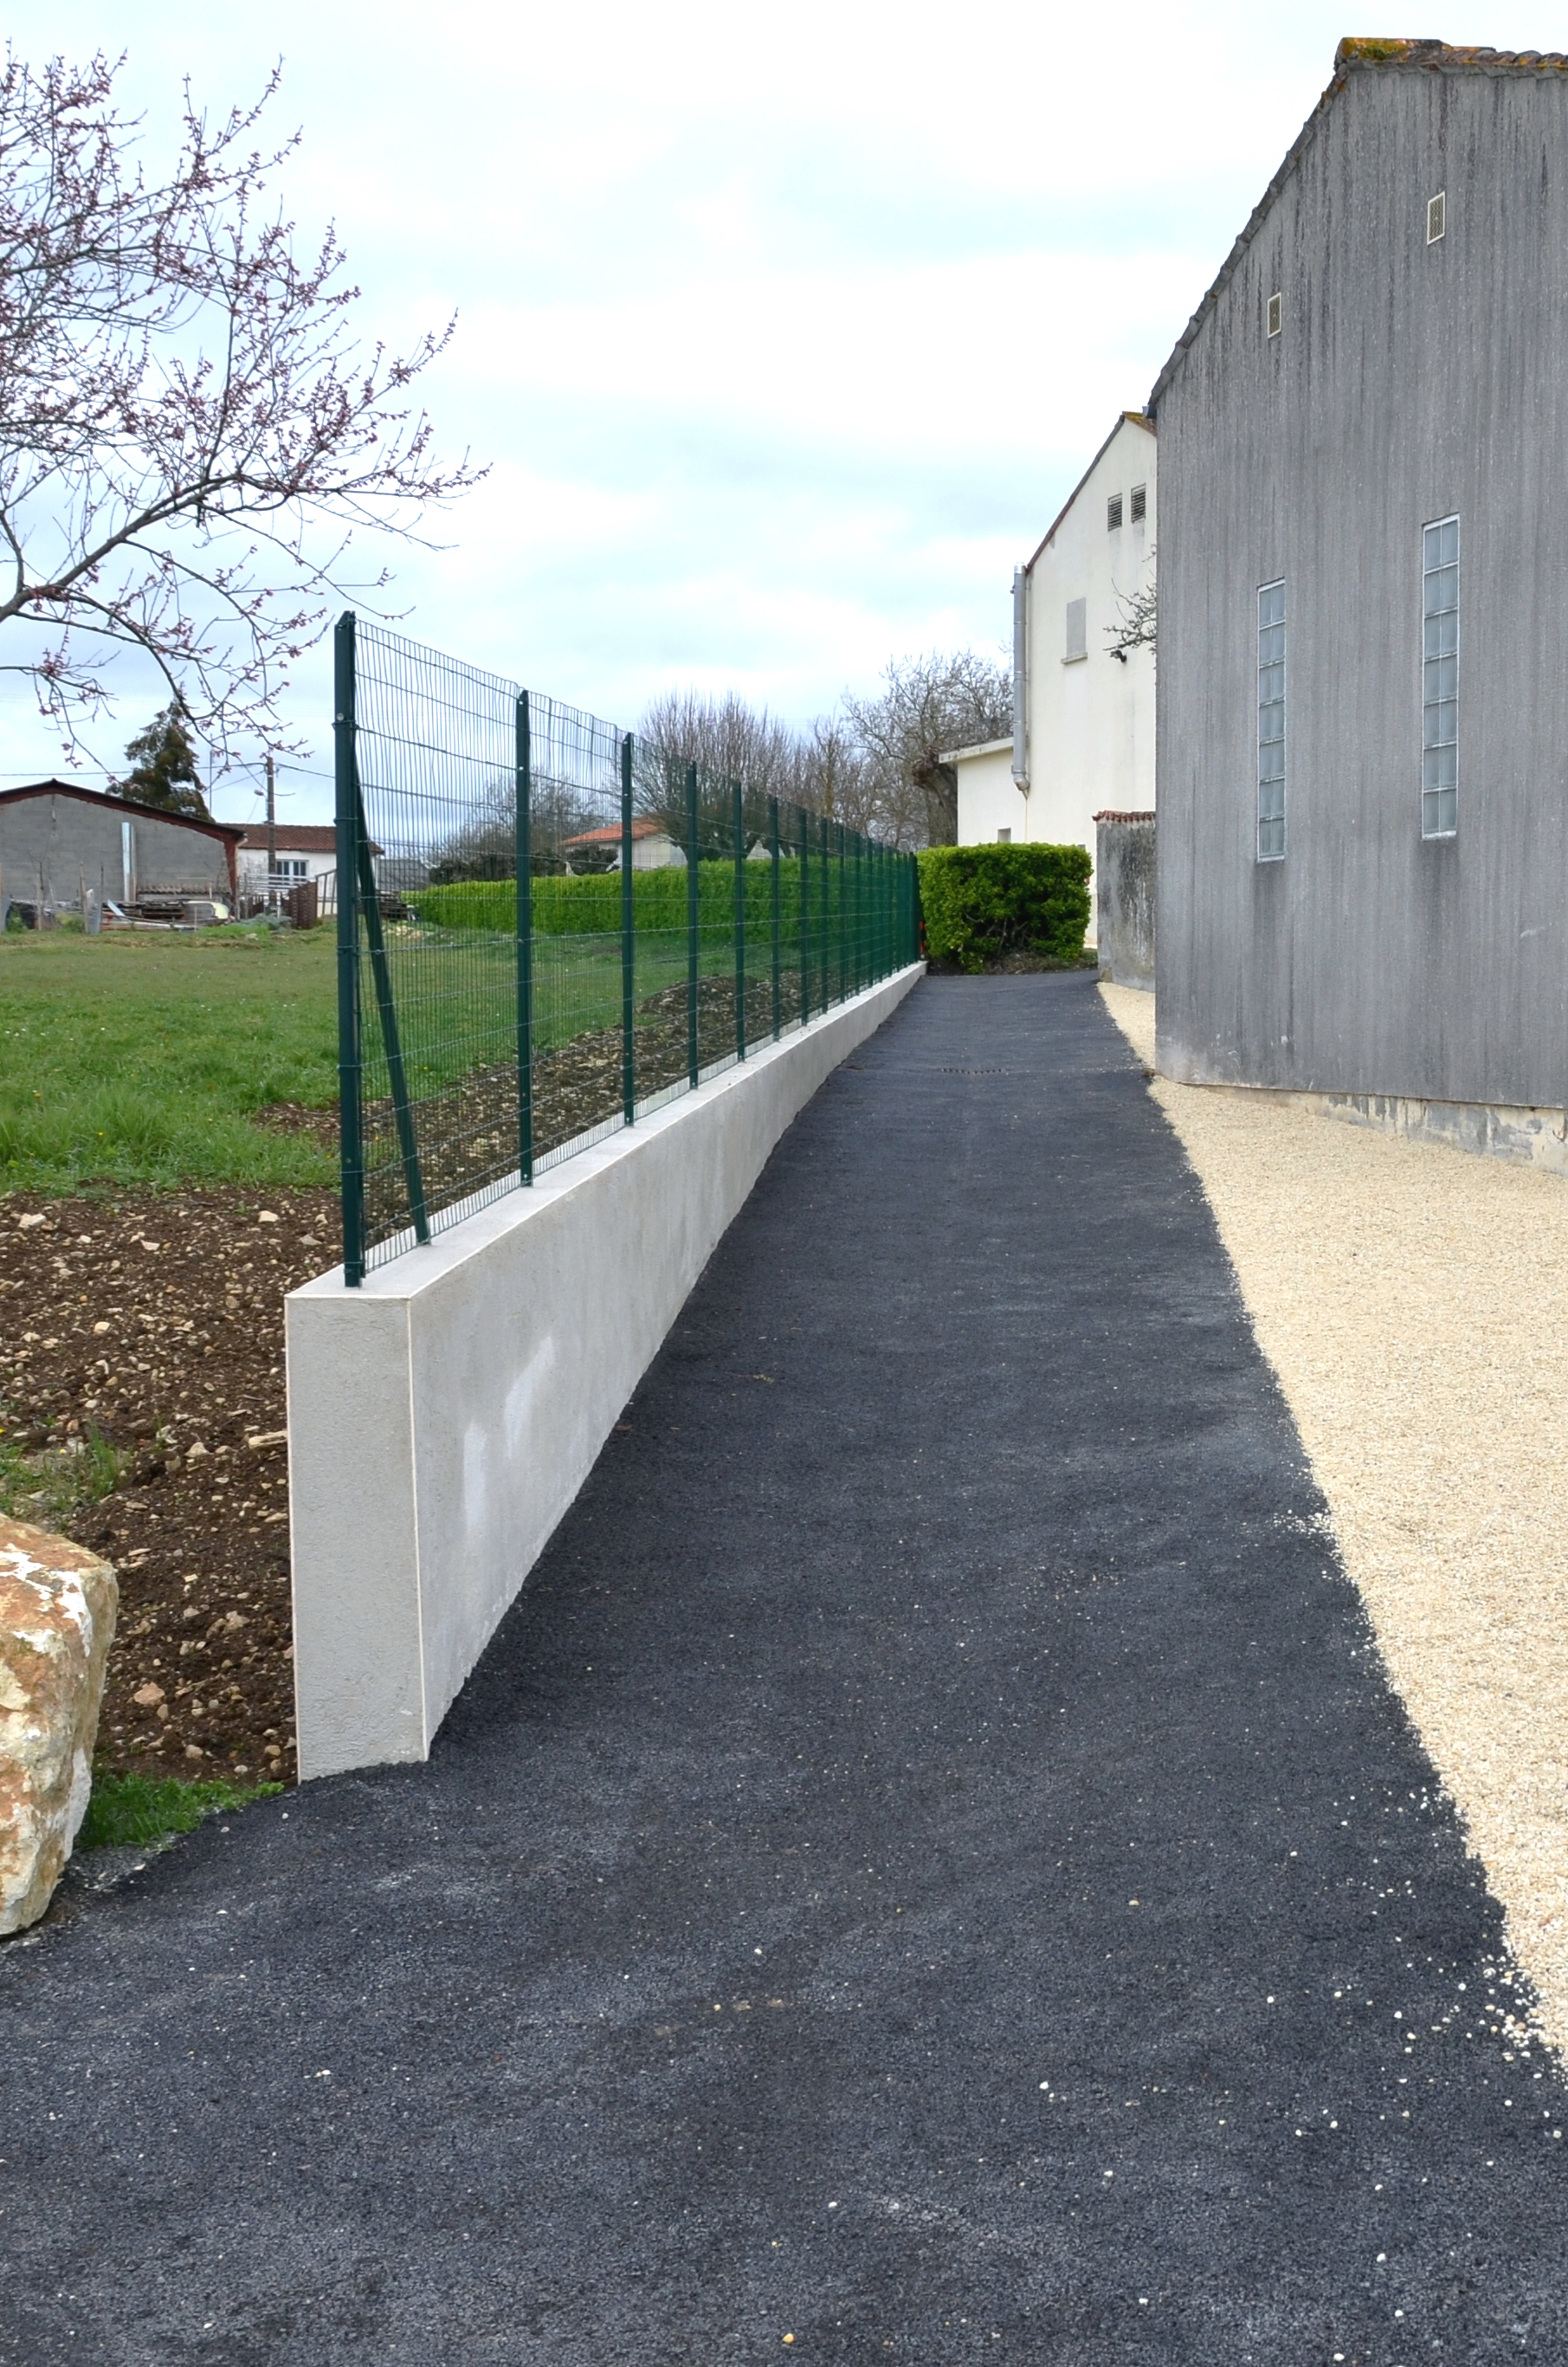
xmin=1422 ymin=516 xmax=1458 ymax=837
xmin=1107 ymin=493 xmax=1123 ymax=530
xmin=1257 ymin=580 xmax=1286 ymax=861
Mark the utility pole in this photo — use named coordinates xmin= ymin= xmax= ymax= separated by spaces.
xmin=265 ymin=751 xmax=277 ymax=913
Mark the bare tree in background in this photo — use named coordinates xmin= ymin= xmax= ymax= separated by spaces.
xmin=635 ymin=687 xmax=805 ymax=855
xmin=636 ymin=687 xmax=803 ymax=802
xmin=428 ymin=771 xmax=600 ymax=881
xmin=0 ymin=51 xmax=484 ymax=759
xmin=841 ymin=649 xmax=1012 ymax=847
xmin=635 ymin=650 xmax=1010 ymax=850
xmin=797 ymin=713 xmax=877 ymax=834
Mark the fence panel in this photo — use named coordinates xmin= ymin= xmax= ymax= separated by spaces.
xmin=337 ymin=615 xmax=920 ymax=1281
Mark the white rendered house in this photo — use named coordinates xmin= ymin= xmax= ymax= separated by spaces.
xmin=235 ymin=824 xmax=343 ymax=897
xmin=952 ymin=413 xmax=1156 ymax=882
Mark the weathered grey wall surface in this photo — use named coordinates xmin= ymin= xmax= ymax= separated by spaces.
xmin=1095 ymin=815 xmax=1156 ymax=990
xmin=0 ymin=792 xmax=233 ymax=906
xmin=1155 ymin=57 xmax=1568 ymax=1106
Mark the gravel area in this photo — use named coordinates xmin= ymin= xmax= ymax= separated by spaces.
xmin=1101 ymin=980 xmax=1568 ymax=2054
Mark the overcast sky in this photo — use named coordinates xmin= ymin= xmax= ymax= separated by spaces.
xmin=5 ymin=3 xmax=1562 ymax=825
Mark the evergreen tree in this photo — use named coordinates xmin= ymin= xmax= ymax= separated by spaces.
xmin=113 ymin=706 xmax=210 ymax=817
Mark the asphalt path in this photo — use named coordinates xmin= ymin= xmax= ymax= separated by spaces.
xmin=3 ymin=971 xmax=1565 ymax=2364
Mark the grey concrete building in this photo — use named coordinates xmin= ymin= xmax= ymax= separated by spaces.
xmin=1150 ymin=40 xmax=1568 ymax=1141
xmin=0 ymin=782 xmax=242 ymax=919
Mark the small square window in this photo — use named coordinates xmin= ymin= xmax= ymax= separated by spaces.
xmin=1428 ymin=190 xmax=1446 ymax=242
xmin=1266 ymin=291 xmax=1282 ymax=339
xmin=1130 ymin=484 xmax=1146 ymax=524
xmin=1107 ymin=493 xmax=1123 ymax=531
xmin=997 ymin=827 xmax=1011 ymax=846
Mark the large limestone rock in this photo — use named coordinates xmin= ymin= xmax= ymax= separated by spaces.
xmin=0 ymin=1518 xmax=118 ymax=1934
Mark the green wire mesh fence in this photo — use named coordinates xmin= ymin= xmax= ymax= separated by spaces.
xmin=335 ymin=614 xmax=922 ymax=1281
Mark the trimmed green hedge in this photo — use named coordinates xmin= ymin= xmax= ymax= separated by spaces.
xmin=916 ymin=843 xmax=1092 ymax=971
xmin=408 ymin=860 xmax=876 ymax=938
xmin=412 ymin=865 xmax=787 ymax=938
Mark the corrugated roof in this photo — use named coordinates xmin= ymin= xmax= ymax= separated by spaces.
xmin=1146 ymin=40 xmax=1568 ymax=419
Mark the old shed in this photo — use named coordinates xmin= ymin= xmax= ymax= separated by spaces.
xmin=0 ymin=782 xmax=242 ymax=918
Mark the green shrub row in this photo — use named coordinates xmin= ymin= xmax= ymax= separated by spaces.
xmin=916 ymin=843 xmax=1092 ymax=971
xmin=411 ymin=860 xmax=870 ymax=938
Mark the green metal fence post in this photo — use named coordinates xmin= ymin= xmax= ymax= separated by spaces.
xmin=854 ymin=829 xmax=864 ymax=994
xmin=515 ymin=690 xmax=533 ymax=1185
xmin=622 ymin=732 xmax=636 ymax=1125
xmin=733 ymin=777 xmax=746 ymax=1061
xmin=686 ymin=760 xmax=700 ymax=1087
xmin=871 ymin=839 xmax=881 ymax=978
xmin=837 ymin=821 xmax=848 ymax=1004
xmin=356 ymin=803 xmax=429 ymax=1248
xmin=337 ymin=611 xmax=429 ymax=1263
xmin=769 ymin=794 xmax=781 ymax=1039
xmin=799 ymin=804 xmax=810 ymax=1026
xmin=334 ymin=615 xmax=365 ymax=1287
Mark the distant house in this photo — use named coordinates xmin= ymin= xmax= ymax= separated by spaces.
xmin=1152 ymin=39 xmax=1568 ymax=1141
xmin=561 ymin=818 xmax=682 ymax=872
xmin=236 ymin=824 xmax=340 ymax=897
xmin=235 ymin=822 xmax=401 ymax=908
xmin=0 ymin=781 xmax=242 ymax=920
xmin=952 ymin=413 xmax=1156 ymax=898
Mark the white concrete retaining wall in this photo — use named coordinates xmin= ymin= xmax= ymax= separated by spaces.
xmin=286 ymin=964 xmax=924 ymax=1778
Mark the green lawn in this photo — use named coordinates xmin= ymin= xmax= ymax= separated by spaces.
xmin=0 ymin=928 xmax=339 ymax=1193
xmin=0 ymin=912 xmax=816 ymax=1197
xmin=79 ymin=1768 xmax=283 ymax=1851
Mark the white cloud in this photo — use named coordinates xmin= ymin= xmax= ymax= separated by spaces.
xmin=5 ymin=0 xmax=1567 ymax=817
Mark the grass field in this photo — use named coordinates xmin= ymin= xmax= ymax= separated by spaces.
xmin=0 ymin=908 xmax=823 ymax=1197
xmin=0 ymin=928 xmax=339 ymax=1193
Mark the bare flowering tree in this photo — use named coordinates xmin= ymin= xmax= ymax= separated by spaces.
xmin=0 ymin=50 xmax=484 ymax=757
xmin=1105 ymin=558 xmax=1157 ymax=661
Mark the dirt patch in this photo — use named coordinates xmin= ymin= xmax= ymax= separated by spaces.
xmin=0 ymin=1188 xmax=338 ymax=1786
xmin=0 ymin=984 xmax=849 ymax=1772
xmin=1100 ymin=979 xmax=1568 ymax=2054
xmin=359 ymin=972 xmax=794 ymax=1254
xmin=250 ymin=1101 xmax=339 ymax=1148
xmin=926 ymin=951 xmax=1099 ymax=976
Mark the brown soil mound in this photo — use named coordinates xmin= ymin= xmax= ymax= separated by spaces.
xmin=0 ymin=1189 xmax=338 ymax=1785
